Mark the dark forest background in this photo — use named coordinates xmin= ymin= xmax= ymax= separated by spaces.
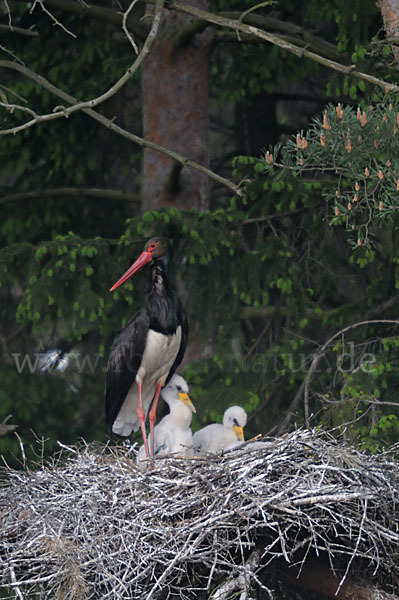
xmin=1 ymin=0 xmax=399 ymax=467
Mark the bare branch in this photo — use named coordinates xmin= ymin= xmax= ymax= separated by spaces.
xmin=122 ymin=0 xmax=140 ymax=53
xmin=1 ymin=0 xmax=241 ymax=196
xmin=276 ymin=379 xmax=306 ymax=435
xmin=10 ymin=0 xmax=395 ymax=92
xmin=0 ymin=100 xmax=38 ymax=118
xmin=167 ymin=0 xmax=399 ymax=92
xmin=0 ymin=187 xmax=140 ymax=207
xmin=0 ymin=23 xmax=38 ymax=36
xmin=303 ymin=320 xmax=399 ymax=427
xmin=0 ymin=414 xmax=18 ymax=436
xmin=325 ymin=395 xmax=399 ymax=408
xmin=1 ymin=0 xmax=165 ymax=133
xmin=3 ymin=0 xmax=13 ymax=30
xmin=0 ymin=43 xmax=24 ymax=62
xmin=9 ymin=0 xmax=148 ymax=38
xmin=220 ymin=11 xmax=341 ymax=60
xmin=366 ymin=294 xmax=399 ymax=317
xmin=30 ymin=0 xmax=76 ymax=37
xmin=0 ymin=61 xmax=243 ymax=197
xmin=211 ymin=546 xmax=272 ymax=600
xmin=0 ymin=84 xmax=29 ymax=104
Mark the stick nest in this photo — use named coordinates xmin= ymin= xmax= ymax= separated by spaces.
xmin=1 ymin=429 xmax=399 ymax=599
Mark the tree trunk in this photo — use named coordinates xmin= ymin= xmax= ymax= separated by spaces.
xmin=141 ymin=1 xmax=212 ymax=213
xmin=379 ymin=0 xmax=399 ymax=61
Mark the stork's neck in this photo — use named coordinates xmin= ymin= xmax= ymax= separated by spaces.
xmin=149 ymin=260 xmax=169 ymax=295
xmin=165 ymin=399 xmax=193 ymax=428
xmin=146 ymin=260 xmax=179 ymax=334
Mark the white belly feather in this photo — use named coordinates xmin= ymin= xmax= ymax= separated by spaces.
xmin=112 ymin=327 xmax=182 ymax=436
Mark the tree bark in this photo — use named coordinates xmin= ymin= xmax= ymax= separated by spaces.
xmin=379 ymin=0 xmax=399 ymax=61
xmin=141 ymin=1 xmax=212 ymax=213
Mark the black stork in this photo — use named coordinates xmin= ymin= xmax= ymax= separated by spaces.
xmin=105 ymin=236 xmax=188 ymax=459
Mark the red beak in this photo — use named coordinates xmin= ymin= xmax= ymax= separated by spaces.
xmin=110 ymin=250 xmax=152 ymax=292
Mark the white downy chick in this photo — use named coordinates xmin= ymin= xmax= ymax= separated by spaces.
xmin=193 ymin=406 xmax=247 ymax=454
xmin=137 ymin=374 xmax=195 ymax=468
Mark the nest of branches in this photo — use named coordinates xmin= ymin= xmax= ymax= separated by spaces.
xmin=1 ymin=429 xmax=399 ymax=600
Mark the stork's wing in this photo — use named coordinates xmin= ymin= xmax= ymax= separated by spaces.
xmin=154 ymin=439 xmax=168 ymax=456
xmin=105 ymin=309 xmax=149 ymax=433
xmin=165 ymin=301 xmax=188 ymax=384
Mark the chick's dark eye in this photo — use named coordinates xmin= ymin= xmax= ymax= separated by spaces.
xmin=233 ymin=418 xmax=239 ymax=426
xmin=176 ymin=386 xmax=182 ymax=392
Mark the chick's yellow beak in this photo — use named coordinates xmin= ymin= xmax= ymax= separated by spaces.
xmin=234 ymin=425 xmax=244 ymax=441
xmin=178 ymin=392 xmax=196 ymax=413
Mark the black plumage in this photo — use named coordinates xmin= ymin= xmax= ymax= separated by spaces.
xmin=105 ymin=313 xmax=149 ymax=433
xmin=105 ymin=237 xmax=188 ymax=458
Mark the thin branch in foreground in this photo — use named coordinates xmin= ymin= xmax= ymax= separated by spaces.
xmin=0 ymin=60 xmax=242 ymax=197
xmin=167 ymin=0 xmax=399 ymax=92
xmin=9 ymin=0 xmax=149 ymax=39
xmin=0 ymin=23 xmax=38 ymax=35
xmin=0 ymin=100 xmax=38 ymax=118
xmin=0 ymin=187 xmax=140 ymax=207
xmin=1 ymin=0 xmax=165 ymax=132
xmin=0 ymin=414 xmax=18 ymax=436
xmin=30 ymin=0 xmax=76 ymax=37
xmin=0 ymin=84 xmax=29 ymax=104
xmin=3 ymin=0 xmax=13 ymax=31
xmin=303 ymin=319 xmax=399 ymax=427
xmin=122 ymin=0 xmax=140 ymax=53
xmin=0 ymin=43 xmax=24 ymax=63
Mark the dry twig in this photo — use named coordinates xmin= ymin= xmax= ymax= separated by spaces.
xmin=0 ymin=415 xmax=17 ymax=436
xmin=0 ymin=430 xmax=398 ymax=599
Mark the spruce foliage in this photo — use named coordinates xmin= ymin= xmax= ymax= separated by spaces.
xmin=1 ymin=0 xmax=399 ymax=465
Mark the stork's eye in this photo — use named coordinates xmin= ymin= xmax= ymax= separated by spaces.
xmin=176 ymin=385 xmax=182 ymax=392
xmin=233 ymin=418 xmax=239 ymax=426
xmin=148 ymin=242 xmax=157 ymax=252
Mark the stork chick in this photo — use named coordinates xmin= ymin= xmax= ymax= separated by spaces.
xmin=193 ymin=406 xmax=247 ymax=454
xmin=137 ymin=374 xmax=195 ymax=468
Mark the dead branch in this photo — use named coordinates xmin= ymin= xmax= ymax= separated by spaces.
xmin=9 ymin=0 xmax=148 ymax=39
xmin=0 ymin=188 xmax=140 ymax=207
xmin=0 ymin=60 xmax=243 ymax=197
xmin=1 ymin=430 xmax=398 ymax=599
xmin=303 ymin=320 xmax=399 ymax=427
xmin=0 ymin=415 xmax=17 ymax=436
xmin=1 ymin=0 xmax=165 ymax=134
xmin=167 ymin=0 xmax=399 ymax=92
xmin=0 ymin=23 xmax=38 ymax=35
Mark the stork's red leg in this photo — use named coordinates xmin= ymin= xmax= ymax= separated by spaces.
xmin=137 ymin=381 xmax=150 ymax=460
xmin=149 ymin=381 xmax=163 ymax=458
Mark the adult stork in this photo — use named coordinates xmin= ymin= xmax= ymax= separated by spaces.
xmin=105 ymin=236 xmax=188 ymax=460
